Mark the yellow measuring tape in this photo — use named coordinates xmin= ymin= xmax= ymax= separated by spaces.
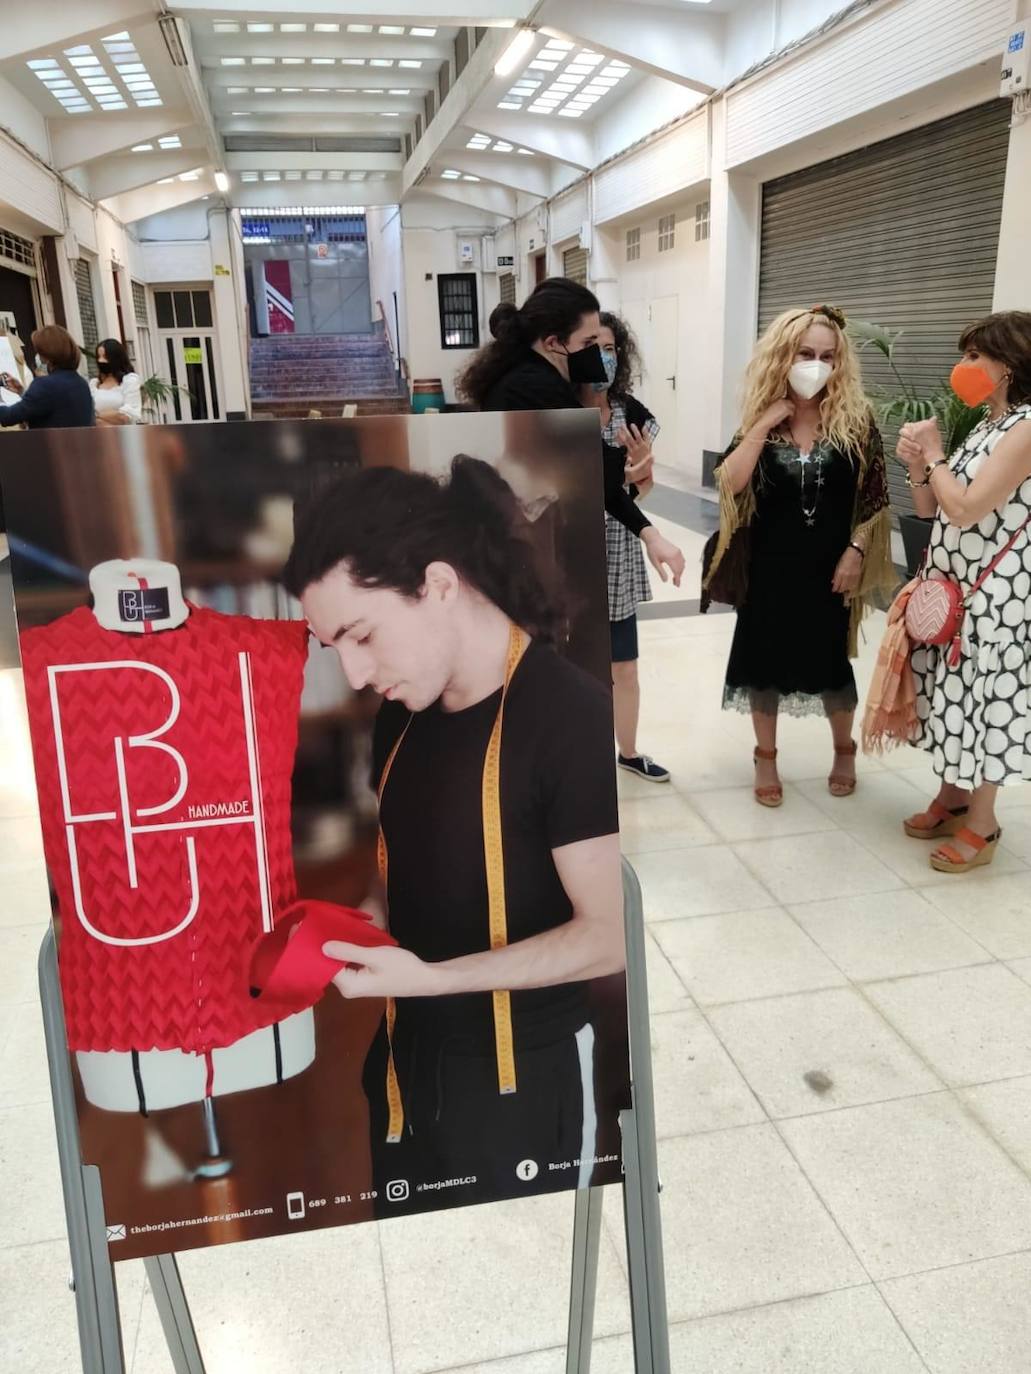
xmin=376 ymin=623 xmax=528 ymax=1141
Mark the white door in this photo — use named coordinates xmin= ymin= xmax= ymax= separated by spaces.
xmin=159 ymin=332 xmax=221 ymax=423
xmin=645 ymin=295 xmax=679 ymax=444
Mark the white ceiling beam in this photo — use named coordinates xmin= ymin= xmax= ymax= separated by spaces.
xmin=463 ymin=112 xmax=594 ymax=171
xmin=172 ymin=1 xmax=533 ymax=21
xmin=199 ymin=35 xmax=451 ymax=63
xmin=220 ymin=113 xmax=410 ymax=136
xmin=0 ymin=2 xmax=153 ymax=63
xmin=211 ymin=93 xmax=421 ymax=117
xmin=227 ymin=152 xmax=403 ymax=173
xmin=436 ymin=152 xmax=553 ymax=198
xmin=231 ymin=180 xmax=402 ymax=209
xmin=418 ymin=180 xmax=517 ymax=219
xmin=101 ymin=173 xmax=218 ymax=225
xmin=404 ymin=27 xmax=512 ymax=196
xmin=51 ymin=110 xmax=197 ymax=171
xmin=207 ymin=70 xmax=434 ymax=93
xmin=536 ymin=0 xmax=723 ymax=93
xmin=85 ymin=150 xmax=209 ymax=202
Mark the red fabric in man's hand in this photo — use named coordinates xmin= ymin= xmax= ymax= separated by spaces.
xmin=250 ymin=900 xmax=396 ymax=1012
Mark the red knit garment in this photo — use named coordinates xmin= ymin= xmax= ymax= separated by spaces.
xmin=20 ymin=606 xmax=310 ymax=1054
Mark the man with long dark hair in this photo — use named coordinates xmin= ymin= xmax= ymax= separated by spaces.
xmin=283 ymin=456 xmax=624 ymax=1210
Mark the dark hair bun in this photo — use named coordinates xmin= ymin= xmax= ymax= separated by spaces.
xmin=488 ymin=302 xmax=520 ymax=341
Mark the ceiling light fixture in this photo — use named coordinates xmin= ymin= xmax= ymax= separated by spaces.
xmin=214 ymin=170 xmax=230 ymax=192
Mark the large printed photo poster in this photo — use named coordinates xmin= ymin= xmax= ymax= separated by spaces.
xmin=0 ymin=412 xmax=630 ymax=1261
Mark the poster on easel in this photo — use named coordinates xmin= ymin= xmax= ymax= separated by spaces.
xmin=0 ymin=411 xmax=629 ymax=1262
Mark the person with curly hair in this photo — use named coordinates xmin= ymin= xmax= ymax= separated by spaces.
xmin=706 ymin=305 xmax=896 ymax=806
xmin=579 ymin=311 xmax=669 ymax=782
xmin=894 ymin=311 xmax=1031 ymax=873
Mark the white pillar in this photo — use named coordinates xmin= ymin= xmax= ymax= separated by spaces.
xmin=589 ymin=222 xmax=620 ymax=312
xmin=993 ymin=108 xmax=1031 ymax=310
xmin=704 ymin=98 xmax=762 ymax=457
xmin=208 ymin=208 xmax=250 ymax=418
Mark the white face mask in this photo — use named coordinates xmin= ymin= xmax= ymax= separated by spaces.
xmin=788 ymin=359 xmax=833 ymax=400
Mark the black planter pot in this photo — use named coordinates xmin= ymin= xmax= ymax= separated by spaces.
xmin=899 ymin=514 xmax=934 ymax=577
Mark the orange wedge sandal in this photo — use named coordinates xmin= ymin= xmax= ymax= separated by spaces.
xmin=753 ymin=747 xmax=783 ymax=809
xmin=930 ymin=827 xmax=1002 ymax=875
xmin=829 ymin=741 xmax=858 ymax=798
xmin=904 ymin=800 xmax=970 ymax=840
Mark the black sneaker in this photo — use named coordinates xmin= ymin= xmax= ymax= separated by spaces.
xmin=618 ymin=754 xmax=671 ymax=783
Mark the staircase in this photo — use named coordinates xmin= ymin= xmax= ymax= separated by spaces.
xmin=249 ymin=330 xmax=410 ymax=419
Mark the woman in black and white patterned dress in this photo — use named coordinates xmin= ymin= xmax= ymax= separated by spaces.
xmin=581 ymin=312 xmax=669 ymax=782
xmin=898 ymin=311 xmax=1031 ymax=874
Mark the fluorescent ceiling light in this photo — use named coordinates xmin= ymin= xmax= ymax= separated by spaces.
xmin=313 ymin=23 xmax=339 ymax=32
xmin=157 ymin=135 xmax=181 ymax=147
xmin=370 ymin=59 xmax=394 ymax=67
xmin=213 ymin=22 xmax=239 ymax=33
xmin=226 ymin=85 xmax=246 ymax=93
xmin=312 ymin=57 xmax=335 ymax=65
xmin=379 ymin=26 xmax=405 ymax=36
xmin=240 ymin=171 xmax=258 ymax=181
xmin=285 ymin=171 xmax=302 ymax=180
xmin=214 ymin=170 xmax=230 ymax=192
xmin=179 ymin=169 xmax=201 ymax=180
xmin=441 ymin=169 xmax=460 ymax=179
xmin=410 ymin=27 xmax=437 ymax=37
xmin=347 ymin=24 xmax=373 ymax=33
xmin=281 ymin=23 xmax=306 ymax=33
xmin=282 ymin=57 xmax=304 ymax=64
xmin=498 ymin=101 xmax=522 ymax=110
xmin=254 ymin=86 xmax=274 ymax=93
xmin=380 ymin=111 xmax=400 ymax=117
xmin=247 ymin=23 xmax=273 ymax=33
xmin=262 ymin=171 xmax=281 ymax=180
xmin=398 ymin=59 xmax=422 ymax=69
xmin=131 ymin=142 xmax=153 ymax=152
xmin=495 ymin=29 xmax=535 ymax=77
xmin=306 ymin=170 xmax=323 ymax=179
xmin=388 ymin=88 xmax=410 ymax=95
xmin=221 ymin=58 xmax=246 ymax=66
xmin=251 ymin=57 xmax=275 ymax=65
xmin=462 ymin=175 xmax=480 ymax=182
xmin=230 ymin=110 xmax=249 ymax=115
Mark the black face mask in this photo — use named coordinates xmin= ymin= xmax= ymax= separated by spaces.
xmin=563 ymin=342 xmax=609 ymax=387
xmin=96 ymin=361 xmax=113 ymax=377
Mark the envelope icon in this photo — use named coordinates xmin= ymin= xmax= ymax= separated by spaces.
xmin=106 ymin=1224 xmax=126 ymax=1241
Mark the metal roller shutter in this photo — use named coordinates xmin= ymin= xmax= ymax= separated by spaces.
xmin=758 ymin=100 xmax=1010 ymax=513
xmin=562 ymin=245 xmax=588 ymax=286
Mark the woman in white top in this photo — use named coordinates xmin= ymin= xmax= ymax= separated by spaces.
xmin=90 ymin=338 xmax=142 ymax=425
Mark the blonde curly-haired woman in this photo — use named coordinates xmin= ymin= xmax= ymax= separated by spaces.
xmin=707 ymin=305 xmax=896 ymax=806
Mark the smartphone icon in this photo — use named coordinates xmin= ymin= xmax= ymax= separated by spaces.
xmin=286 ymin=1191 xmax=306 ymax=1220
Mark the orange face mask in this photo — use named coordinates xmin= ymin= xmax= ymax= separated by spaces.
xmin=950 ymin=361 xmax=999 ymax=408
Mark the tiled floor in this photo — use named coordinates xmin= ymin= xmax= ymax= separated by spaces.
xmin=3 ymin=503 xmax=1031 ymax=1373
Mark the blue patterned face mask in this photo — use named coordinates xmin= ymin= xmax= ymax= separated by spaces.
xmin=593 ymin=349 xmax=619 ymax=392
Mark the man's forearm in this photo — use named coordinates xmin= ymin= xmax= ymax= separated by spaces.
xmin=430 ymin=915 xmax=625 ymax=996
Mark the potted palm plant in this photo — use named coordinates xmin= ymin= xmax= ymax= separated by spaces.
xmin=139 ymin=374 xmax=188 ymax=421
xmin=848 ymin=320 xmax=987 ymax=574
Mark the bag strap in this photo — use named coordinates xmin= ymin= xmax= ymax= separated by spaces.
xmin=967 ymin=514 xmax=1031 ymax=599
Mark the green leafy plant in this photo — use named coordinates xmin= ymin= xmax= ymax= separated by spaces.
xmin=139 ymin=374 xmax=188 ymax=419
xmin=848 ymin=319 xmax=987 ymax=454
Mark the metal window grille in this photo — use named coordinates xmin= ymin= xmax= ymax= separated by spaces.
xmin=0 ymin=228 xmax=36 ymax=270
xmin=695 ymin=201 xmax=710 ymax=242
xmin=438 ymin=273 xmax=479 ymax=349
xmin=131 ymin=279 xmax=149 ymax=325
xmin=658 ymin=214 xmax=676 ymax=253
xmin=74 ymin=259 xmax=99 ymax=376
xmin=626 ymin=227 xmax=641 ymax=262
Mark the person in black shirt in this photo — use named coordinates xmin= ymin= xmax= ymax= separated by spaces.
xmin=283 ymin=457 xmax=624 ymax=1210
xmin=460 ymin=277 xmax=684 ymax=589
xmin=0 ymin=325 xmax=94 ymax=430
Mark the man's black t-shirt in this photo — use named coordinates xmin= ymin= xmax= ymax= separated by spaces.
xmin=372 ymin=640 xmax=618 ymax=1052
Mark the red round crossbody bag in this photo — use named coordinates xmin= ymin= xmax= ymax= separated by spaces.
xmin=905 ymin=516 xmax=1031 ymax=667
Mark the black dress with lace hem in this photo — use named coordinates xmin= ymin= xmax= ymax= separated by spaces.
xmin=722 ymin=437 xmax=859 ymax=719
